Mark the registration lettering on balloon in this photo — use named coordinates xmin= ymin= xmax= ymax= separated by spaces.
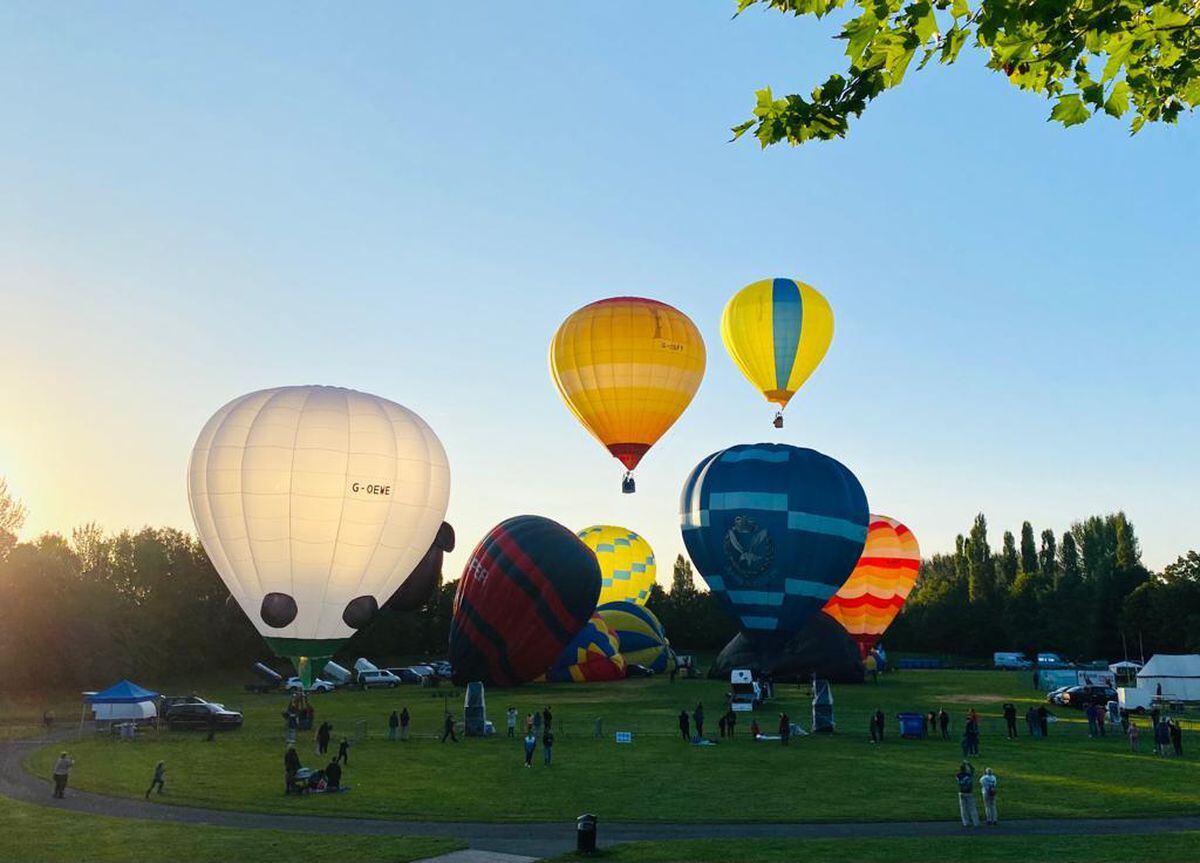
xmin=349 ymin=481 xmax=392 ymax=496
xmin=723 ymin=515 xmax=775 ymax=584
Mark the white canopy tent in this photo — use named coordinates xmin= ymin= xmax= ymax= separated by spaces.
xmin=1137 ymin=654 xmax=1200 ymax=702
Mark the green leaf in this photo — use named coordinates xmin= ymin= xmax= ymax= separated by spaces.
xmin=1104 ymin=81 xmax=1131 ymax=117
xmin=951 ymin=0 xmax=969 ymax=19
xmin=1130 ymin=114 xmax=1147 ymax=135
xmin=1050 ymin=93 xmax=1091 ymax=126
xmin=911 ymin=2 xmax=939 ymax=43
xmin=731 ymin=120 xmax=757 ymax=141
xmin=841 ymin=13 xmax=881 ymax=63
xmin=1101 ymin=34 xmax=1133 ymax=83
xmin=1183 ymin=77 xmax=1200 ymax=108
xmin=941 ymin=25 xmax=968 ymax=63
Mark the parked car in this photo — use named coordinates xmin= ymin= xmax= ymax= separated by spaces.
xmin=285 ymin=677 xmax=335 ymax=694
xmin=386 ymin=667 xmax=430 ymax=685
xmin=165 ymin=701 xmax=243 ymax=731
xmin=357 ymin=669 xmax=403 ymax=689
xmin=625 ymin=664 xmax=655 ymax=678
xmin=426 ymin=661 xmax=453 ymax=679
xmin=1059 ymin=685 xmax=1118 ymax=709
xmin=1046 ymin=685 xmax=1073 ymax=705
xmin=993 ymin=651 xmax=1033 ymax=670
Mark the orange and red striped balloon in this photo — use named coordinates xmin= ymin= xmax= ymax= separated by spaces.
xmin=822 ymin=515 xmax=920 ymax=657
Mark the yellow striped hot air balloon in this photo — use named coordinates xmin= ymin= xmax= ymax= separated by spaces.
xmin=822 ymin=515 xmax=921 ymax=657
xmin=578 ymin=525 xmax=657 ymax=606
xmin=550 ymin=297 xmax=705 ymax=491
xmin=721 ymin=278 xmax=833 ymax=426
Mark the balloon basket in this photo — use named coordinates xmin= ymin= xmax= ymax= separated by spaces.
xmin=621 ymin=473 xmax=636 ymax=494
xmin=773 ymin=412 xmax=784 ymax=429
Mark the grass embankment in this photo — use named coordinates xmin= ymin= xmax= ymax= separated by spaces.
xmin=22 ymin=670 xmax=1200 ymax=823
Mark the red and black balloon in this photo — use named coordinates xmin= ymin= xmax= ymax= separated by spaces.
xmin=449 ymin=515 xmax=601 ymax=686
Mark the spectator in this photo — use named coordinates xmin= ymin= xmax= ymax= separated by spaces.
xmin=144 ymin=760 xmax=165 ymax=799
xmin=1086 ymin=703 xmax=1098 ymax=737
xmin=506 ymin=706 xmax=518 ymax=738
xmin=1002 ymin=703 xmax=1017 ymax=739
xmin=938 ymin=709 xmax=950 ymax=740
xmin=525 ymin=713 xmax=534 ymax=735
xmin=336 ymin=737 xmax=350 ymax=764
xmin=1025 ymin=706 xmax=1038 ymax=738
xmin=693 ymin=702 xmax=705 ymax=738
xmin=718 ymin=713 xmax=727 ymax=738
xmin=964 ymin=715 xmax=980 ymax=756
xmin=400 ymin=707 xmax=410 ymax=741
xmin=1154 ymin=717 xmax=1169 ymax=756
xmin=283 ymin=745 xmax=301 ymax=794
xmin=542 ymin=706 xmax=553 ymax=732
xmin=441 ymin=712 xmax=458 ymax=743
xmin=980 ymin=767 xmax=999 ymax=825
xmin=678 ymin=710 xmax=690 ymax=741
xmin=955 ymin=762 xmax=979 ymax=827
xmin=388 ymin=710 xmax=399 ymax=741
xmin=324 ymin=758 xmax=342 ymax=790
xmin=726 ymin=709 xmax=737 ymax=739
xmin=532 ymin=710 xmax=542 ymax=735
xmin=1037 ymin=705 xmax=1050 ymax=737
xmin=543 ymin=727 xmax=554 ymax=766
xmin=316 ymin=721 xmax=332 ymax=755
xmin=870 ymin=709 xmax=884 ymax=744
xmin=523 ymin=731 xmax=537 ymax=767
xmin=1128 ymin=721 xmax=1140 ymax=753
xmin=1169 ymin=719 xmax=1183 ymax=757
xmin=1096 ymin=704 xmax=1106 ymax=737
xmin=51 ymin=752 xmax=73 ymax=799
xmin=779 ymin=712 xmax=791 ymax=746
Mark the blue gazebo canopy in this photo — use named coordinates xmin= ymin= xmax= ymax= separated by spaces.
xmin=86 ymin=679 xmax=159 ymax=704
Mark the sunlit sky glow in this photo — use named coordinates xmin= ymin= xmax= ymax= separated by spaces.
xmin=2 ymin=3 xmax=1197 ymax=580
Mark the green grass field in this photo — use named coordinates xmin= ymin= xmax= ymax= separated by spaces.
xmin=0 ymin=797 xmax=461 ymax=863
xmin=22 ymin=670 xmax=1200 ymax=824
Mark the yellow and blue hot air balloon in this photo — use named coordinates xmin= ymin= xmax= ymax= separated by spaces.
xmin=578 ymin=525 xmax=657 ymax=607
xmin=596 ymin=601 xmax=675 ymax=674
xmin=721 ymin=278 xmax=833 ymax=426
xmin=542 ymin=614 xmax=626 ymax=682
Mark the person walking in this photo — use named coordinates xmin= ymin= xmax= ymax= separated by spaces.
xmin=316 ymin=721 xmax=332 ymax=755
xmin=938 ymin=709 xmax=950 ymax=740
xmin=1025 ymin=706 xmax=1038 ymax=737
xmin=1169 ymin=719 xmax=1183 ymax=757
xmin=441 ymin=712 xmax=458 ymax=743
xmin=506 ymin=706 xmax=518 ymax=738
xmin=1086 ymin=703 xmax=1098 ymax=737
xmin=144 ymin=760 xmax=165 ymax=798
xmin=779 ymin=712 xmax=791 ymax=746
xmin=542 ymin=706 xmax=553 ymax=732
xmin=955 ymin=762 xmax=979 ymax=827
xmin=51 ymin=752 xmax=74 ymax=799
xmin=980 ymin=767 xmax=999 ymax=825
xmin=693 ymin=702 xmax=705 ymax=738
xmin=718 ymin=713 xmax=727 ymax=738
xmin=726 ymin=709 xmax=737 ymax=739
xmin=543 ymin=727 xmax=554 ymax=766
xmin=1128 ymin=721 xmax=1140 ymax=753
xmin=388 ymin=710 xmax=399 ymax=741
xmin=336 ymin=737 xmax=350 ymax=765
xmin=400 ymin=707 xmax=410 ymax=741
xmin=678 ymin=710 xmax=691 ymax=741
xmin=1002 ymin=703 xmax=1018 ymax=739
xmin=523 ymin=731 xmax=537 ymax=767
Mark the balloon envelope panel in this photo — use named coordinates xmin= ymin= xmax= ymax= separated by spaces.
xmin=450 ymin=515 xmax=601 ymax=686
xmin=543 ymin=614 xmax=626 ymax=682
xmin=680 ymin=444 xmax=868 ymax=638
xmin=550 ymin=297 xmax=706 ymax=472
xmin=822 ymin=515 xmax=920 ymax=654
xmin=578 ymin=525 xmax=657 ymax=606
xmin=596 ymin=601 xmax=674 ymax=674
xmin=721 ymin=278 xmax=833 ymax=409
xmin=187 ymin=385 xmax=450 ymax=659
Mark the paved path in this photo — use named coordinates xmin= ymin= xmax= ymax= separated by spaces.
xmin=5 ymin=733 xmax=1199 ymax=860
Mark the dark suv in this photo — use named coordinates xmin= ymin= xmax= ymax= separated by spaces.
xmin=1059 ymin=685 xmax=1118 ymax=709
xmin=165 ymin=701 xmax=244 ymax=731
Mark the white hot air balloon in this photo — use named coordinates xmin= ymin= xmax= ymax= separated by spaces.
xmin=187 ymin=385 xmax=450 ymax=682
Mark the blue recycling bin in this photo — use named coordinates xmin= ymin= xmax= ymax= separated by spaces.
xmin=897 ymin=712 xmax=925 ymax=738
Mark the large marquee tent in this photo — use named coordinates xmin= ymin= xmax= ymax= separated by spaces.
xmin=1137 ymin=655 xmax=1200 ymax=702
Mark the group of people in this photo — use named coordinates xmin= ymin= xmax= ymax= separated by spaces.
xmin=503 ymin=705 xmax=555 ymax=766
xmin=283 ymin=742 xmax=344 ymax=795
xmin=386 ymin=708 xmax=411 ymax=740
xmin=955 ymin=762 xmax=1000 ymax=827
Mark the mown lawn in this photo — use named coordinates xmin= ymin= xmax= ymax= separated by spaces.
xmin=22 ymin=670 xmax=1200 ymax=823
xmin=551 ymin=833 xmax=1200 ymax=862
xmin=0 ymin=797 xmax=461 ymax=863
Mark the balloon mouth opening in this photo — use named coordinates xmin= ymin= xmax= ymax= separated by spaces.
xmin=764 ymin=390 xmax=793 ymax=408
xmin=264 ymin=637 xmax=344 ymax=686
xmin=607 ymin=443 xmax=649 ymax=472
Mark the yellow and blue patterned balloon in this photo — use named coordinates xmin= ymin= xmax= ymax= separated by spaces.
xmin=578 ymin=525 xmax=657 ymax=607
xmin=721 ymin=278 xmax=834 ymax=418
xmin=596 ymin=601 xmax=675 ymax=674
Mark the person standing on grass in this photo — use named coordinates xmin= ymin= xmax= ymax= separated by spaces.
xmin=726 ymin=709 xmax=736 ymax=739
xmin=1025 ymin=706 xmax=1038 ymax=737
xmin=1169 ymin=719 xmax=1183 ymax=757
xmin=51 ymin=752 xmax=74 ymax=799
xmin=1128 ymin=721 xmax=1140 ymax=753
xmin=874 ymin=709 xmax=885 ymax=743
xmin=283 ymin=745 xmax=301 ymax=794
xmin=955 ymin=762 xmax=979 ymax=827
xmin=1037 ymin=705 xmax=1050 ymax=737
xmin=543 ymin=727 xmax=554 ymax=766
xmin=336 ymin=737 xmax=350 ymax=764
xmin=506 ymin=706 xmax=517 ymax=738
xmin=678 ymin=710 xmax=690 ymax=741
xmin=1086 ymin=703 xmax=1098 ymax=737
xmin=525 ymin=713 xmax=534 ymax=735
xmin=144 ymin=760 xmax=165 ymax=798
xmin=400 ymin=706 xmax=410 ymax=741
xmin=980 ymin=767 xmax=999 ymax=825
xmin=543 ymin=706 xmax=553 ymax=732
xmin=1096 ymin=704 xmax=1106 ymax=737
xmin=938 ymin=709 xmax=950 ymax=740
xmin=523 ymin=731 xmax=537 ymax=767
xmin=532 ymin=710 xmax=542 ymax=736
xmin=693 ymin=702 xmax=705 ymax=738
xmin=1002 ymin=703 xmax=1017 ymax=739
xmin=441 ymin=712 xmax=458 ymax=743
xmin=779 ymin=712 xmax=791 ymax=746
xmin=718 ymin=713 xmax=727 ymax=738
xmin=316 ymin=720 xmax=332 ymax=755
xmin=388 ymin=710 xmax=399 ymax=741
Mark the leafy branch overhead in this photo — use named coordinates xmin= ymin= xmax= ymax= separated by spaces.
xmin=732 ymin=0 xmax=1200 ymax=145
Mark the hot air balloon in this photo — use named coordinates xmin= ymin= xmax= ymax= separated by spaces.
xmin=384 ymin=522 xmax=455 ymax=613
xmin=542 ymin=614 xmax=626 ymax=682
xmin=550 ymin=297 xmax=705 ymax=492
xmin=577 ymin=525 xmax=657 ymax=606
xmin=822 ymin=515 xmax=920 ymax=657
xmin=721 ymin=278 xmax=833 ymax=426
xmin=187 ymin=385 xmax=450 ymax=683
xmin=596 ymin=601 xmax=675 ymax=674
xmin=680 ymin=443 xmax=868 ymax=639
xmin=450 ymin=515 xmax=600 ymax=686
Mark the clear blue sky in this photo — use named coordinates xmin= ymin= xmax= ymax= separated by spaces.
xmin=2 ymin=2 xmax=1197 ymax=578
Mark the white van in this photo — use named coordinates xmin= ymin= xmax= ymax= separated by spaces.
xmin=993 ymin=652 xmax=1032 ymax=669
xmin=729 ymin=669 xmax=763 ymax=712
xmin=357 ymin=669 xmax=402 ymax=689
